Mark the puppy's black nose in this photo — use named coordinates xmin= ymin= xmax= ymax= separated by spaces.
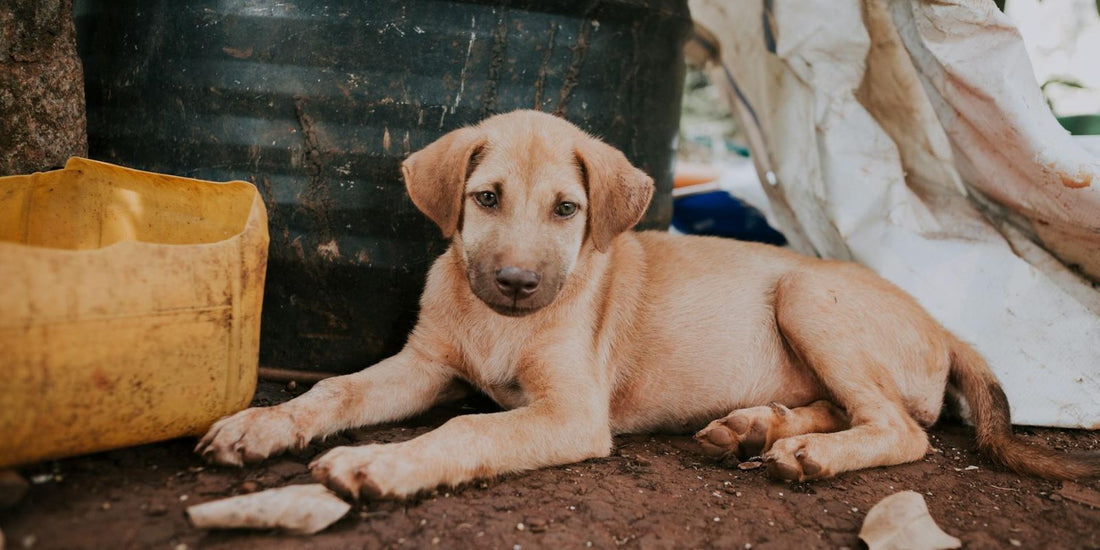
xmin=495 ymin=267 xmax=541 ymax=299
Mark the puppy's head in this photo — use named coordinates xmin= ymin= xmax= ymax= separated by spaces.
xmin=402 ymin=110 xmax=653 ymax=317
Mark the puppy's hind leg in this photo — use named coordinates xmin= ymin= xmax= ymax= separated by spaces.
xmin=760 ymin=271 xmax=939 ymax=481
xmin=761 ymin=402 xmax=929 ymax=481
xmin=695 ymin=400 xmax=849 ymax=461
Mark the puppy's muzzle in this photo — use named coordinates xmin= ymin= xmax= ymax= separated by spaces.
xmin=495 ymin=266 xmax=541 ymax=300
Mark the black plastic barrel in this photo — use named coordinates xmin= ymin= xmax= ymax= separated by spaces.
xmin=75 ymin=0 xmax=690 ymax=374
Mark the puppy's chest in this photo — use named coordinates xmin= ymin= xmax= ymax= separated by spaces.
xmin=455 ymin=330 xmax=530 ymax=409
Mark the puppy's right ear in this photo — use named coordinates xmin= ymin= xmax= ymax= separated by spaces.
xmin=575 ymin=137 xmax=654 ymax=253
xmin=402 ymin=127 xmax=486 ymax=238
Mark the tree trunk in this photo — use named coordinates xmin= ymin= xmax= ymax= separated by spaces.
xmin=0 ymin=0 xmax=87 ymax=176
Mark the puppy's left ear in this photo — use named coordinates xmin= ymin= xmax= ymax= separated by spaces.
xmin=402 ymin=127 xmax=486 ymax=238
xmin=575 ymin=137 xmax=654 ymax=252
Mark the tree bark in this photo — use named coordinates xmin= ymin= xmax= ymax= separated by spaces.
xmin=0 ymin=0 xmax=87 ymax=176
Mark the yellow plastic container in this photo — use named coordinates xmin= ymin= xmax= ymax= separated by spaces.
xmin=0 ymin=158 xmax=268 ymax=468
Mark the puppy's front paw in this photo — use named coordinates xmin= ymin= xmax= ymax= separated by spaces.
xmin=195 ymin=407 xmax=306 ymax=466
xmin=310 ymin=445 xmax=417 ymax=500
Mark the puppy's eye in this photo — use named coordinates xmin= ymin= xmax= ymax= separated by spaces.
xmin=474 ymin=191 xmax=498 ymax=208
xmin=554 ymin=201 xmax=578 ymax=218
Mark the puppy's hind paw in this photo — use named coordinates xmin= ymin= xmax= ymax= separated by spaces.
xmin=694 ymin=404 xmax=787 ymax=461
xmin=762 ymin=438 xmax=827 ymax=481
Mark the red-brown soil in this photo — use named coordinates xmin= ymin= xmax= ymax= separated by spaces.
xmin=2 ymin=382 xmax=1098 ymax=549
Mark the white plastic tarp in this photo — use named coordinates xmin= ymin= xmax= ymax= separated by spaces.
xmin=690 ymin=0 xmax=1100 ymax=428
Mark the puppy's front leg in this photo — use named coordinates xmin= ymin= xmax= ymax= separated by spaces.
xmin=196 ymin=346 xmax=461 ymax=466
xmin=311 ymin=360 xmax=612 ymax=499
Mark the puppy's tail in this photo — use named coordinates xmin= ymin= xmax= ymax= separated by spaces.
xmin=949 ymin=336 xmax=1100 ymax=480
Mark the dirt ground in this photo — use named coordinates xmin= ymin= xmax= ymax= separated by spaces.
xmin=2 ymin=381 xmax=1098 ymax=550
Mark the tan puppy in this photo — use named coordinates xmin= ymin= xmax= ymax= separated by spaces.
xmin=197 ymin=110 xmax=1098 ymax=498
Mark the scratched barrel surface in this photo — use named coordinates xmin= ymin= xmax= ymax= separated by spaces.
xmin=75 ymin=0 xmax=690 ymax=373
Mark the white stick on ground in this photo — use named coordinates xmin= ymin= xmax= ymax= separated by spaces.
xmin=186 ymin=484 xmax=351 ymax=535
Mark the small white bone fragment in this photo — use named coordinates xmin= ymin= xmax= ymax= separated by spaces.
xmin=859 ymin=490 xmax=961 ymax=550
xmin=186 ymin=484 xmax=350 ymax=535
